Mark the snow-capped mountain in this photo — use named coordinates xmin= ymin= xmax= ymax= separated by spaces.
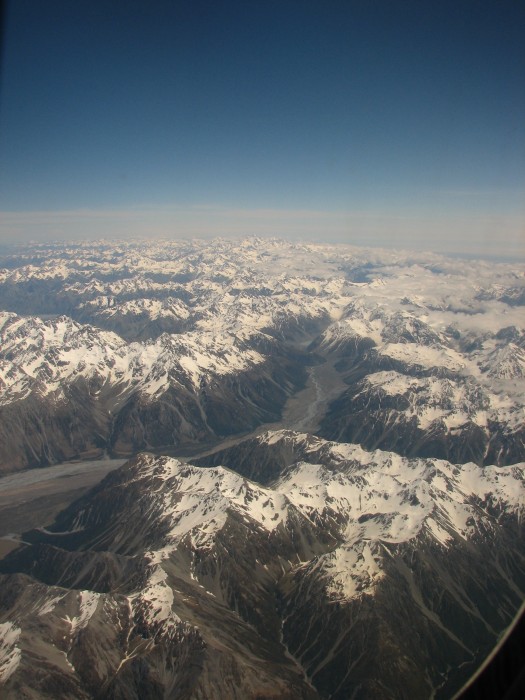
xmin=0 ymin=237 xmax=524 ymax=698
xmin=0 ymin=310 xmax=309 ymax=470
xmin=312 ymin=292 xmax=525 ymax=466
xmin=0 ymin=238 xmax=523 ymax=472
xmin=0 ymin=435 xmax=523 ymax=697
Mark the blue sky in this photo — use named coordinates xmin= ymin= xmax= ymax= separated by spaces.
xmin=0 ymin=0 xmax=524 ymax=257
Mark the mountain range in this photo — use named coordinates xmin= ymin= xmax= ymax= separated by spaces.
xmin=0 ymin=237 xmax=523 ymax=698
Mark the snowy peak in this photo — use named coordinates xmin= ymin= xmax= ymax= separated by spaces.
xmin=482 ymin=342 xmax=525 ymax=379
xmin=0 ymin=311 xmax=267 ymax=404
xmin=49 ymin=441 xmax=524 ymax=604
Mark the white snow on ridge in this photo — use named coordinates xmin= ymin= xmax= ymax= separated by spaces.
xmin=482 ymin=343 xmax=525 ymax=379
xmin=123 ymin=443 xmax=524 ymax=603
xmin=131 ymin=565 xmax=180 ymax=627
xmin=357 ymin=369 xmax=521 ymax=431
xmin=93 ymin=297 xmax=191 ymax=322
xmin=316 ymin=541 xmax=384 ymax=600
xmin=378 ymin=342 xmax=467 ymax=372
xmin=317 ymin=317 xmax=383 ymax=348
xmin=276 ymin=445 xmax=523 ymax=599
xmin=137 ymin=457 xmax=289 ymax=550
xmin=63 ymin=591 xmax=100 ymax=635
xmin=0 ymin=622 xmax=22 ymax=682
xmin=0 ymin=311 xmax=265 ymax=403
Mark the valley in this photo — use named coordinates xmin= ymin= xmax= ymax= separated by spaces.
xmin=0 ymin=458 xmax=126 ymax=556
xmin=0 ymin=345 xmax=347 ymax=555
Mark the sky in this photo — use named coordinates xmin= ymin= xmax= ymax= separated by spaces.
xmin=0 ymin=0 xmax=524 ymax=257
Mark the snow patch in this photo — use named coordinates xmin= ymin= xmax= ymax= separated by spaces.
xmin=0 ymin=622 xmax=21 ymax=682
xmin=63 ymin=591 xmax=100 ymax=634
